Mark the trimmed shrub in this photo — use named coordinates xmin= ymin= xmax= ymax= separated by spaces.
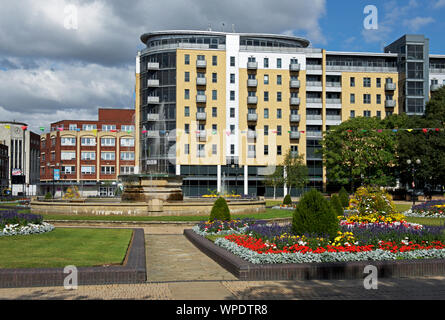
xmin=44 ymin=192 xmax=53 ymax=200
xmin=209 ymin=197 xmax=231 ymax=222
xmin=292 ymin=189 xmax=339 ymax=239
xmin=348 ymin=186 xmax=396 ymax=216
xmin=338 ymin=187 xmax=350 ymax=208
xmin=283 ymin=194 xmax=292 ymax=205
xmin=330 ymin=194 xmax=344 ymax=217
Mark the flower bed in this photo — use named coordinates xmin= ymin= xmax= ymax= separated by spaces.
xmin=404 ymin=200 xmax=445 ymax=218
xmin=0 ymin=210 xmax=55 ymax=237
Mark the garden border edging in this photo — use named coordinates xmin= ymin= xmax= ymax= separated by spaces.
xmin=0 ymin=228 xmax=146 ymax=288
xmin=184 ymin=229 xmax=445 ymax=280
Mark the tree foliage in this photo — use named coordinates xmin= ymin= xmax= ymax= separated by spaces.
xmin=282 ymin=149 xmax=309 ymax=195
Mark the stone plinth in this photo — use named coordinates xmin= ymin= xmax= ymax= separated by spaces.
xmin=119 ymin=174 xmax=183 ymax=202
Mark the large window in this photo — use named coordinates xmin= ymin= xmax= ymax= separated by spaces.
xmin=61 ymin=137 xmax=76 ymax=146
xmin=81 ymin=151 xmax=95 ymax=160
xmin=121 ymin=125 xmax=134 ymax=132
xmin=81 ymin=166 xmax=95 ymax=174
xmin=81 ymin=137 xmax=96 ymax=146
xmin=407 ymin=45 xmax=424 ymax=60
xmin=101 ymin=152 xmax=115 ymax=160
xmin=82 ymin=124 xmax=97 ymax=131
xmin=101 ymin=166 xmax=115 ymax=175
xmin=61 ymin=166 xmax=75 ymax=174
xmin=102 ymin=125 xmax=116 ymax=132
xmin=101 ymin=138 xmax=115 ymax=146
xmin=120 ymin=138 xmax=135 ymax=147
xmin=120 ymin=152 xmax=135 ymax=161
xmin=120 ymin=166 xmax=134 ymax=174
xmin=61 ymin=151 xmax=76 ymax=160
xmin=407 ymin=62 xmax=423 ymax=79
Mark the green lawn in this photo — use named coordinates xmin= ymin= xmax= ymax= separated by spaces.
xmin=0 ymin=228 xmax=133 ymax=268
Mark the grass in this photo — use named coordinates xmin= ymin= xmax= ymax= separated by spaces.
xmin=0 ymin=228 xmax=133 ymax=268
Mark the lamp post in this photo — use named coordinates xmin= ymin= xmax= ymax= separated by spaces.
xmin=407 ymin=159 xmax=421 ymax=205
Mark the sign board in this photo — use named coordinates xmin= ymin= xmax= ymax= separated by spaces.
xmin=11 ymin=175 xmax=25 ymax=184
xmin=12 ymin=168 xmax=22 ymax=176
xmin=54 ymin=169 xmax=60 ymax=181
xmin=146 ymin=160 xmax=158 ymax=165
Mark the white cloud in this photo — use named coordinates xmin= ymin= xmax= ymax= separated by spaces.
xmin=403 ymin=16 xmax=435 ymax=32
xmin=434 ymin=0 xmax=445 ymax=8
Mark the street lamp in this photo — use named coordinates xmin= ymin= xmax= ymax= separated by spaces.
xmin=406 ymin=159 xmax=421 ymax=205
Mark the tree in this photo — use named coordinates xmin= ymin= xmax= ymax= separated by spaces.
xmin=264 ymin=166 xmax=284 ymax=199
xmin=282 ymin=149 xmax=309 ymax=196
xmin=338 ymin=187 xmax=350 ymax=208
xmin=320 ymin=116 xmax=397 ymax=191
xmin=209 ymin=197 xmax=231 ymax=222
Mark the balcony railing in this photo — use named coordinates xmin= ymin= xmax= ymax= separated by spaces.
xmin=326 ymin=115 xmax=341 ymax=121
xmin=196 ymin=60 xmax=207 ymax=68
xmin=247 ymin=79 xmax=258 ymax=87
xmin=146 ymin=131 xmax=160 ymax=138
xmin=306 ymin=64 xmax=322 ymax=70
xmin=146 ymin=96 xmax=160 ymax=104
xmin=431 ymin=84 xmax=443 ymax=91
xmin=385 ymin=100 xmax=396 ymax=108
xmin=290 ymin=80 xmax=301 ymax=88
xmin=247 ymin=96 xmax=258 ymax=104
xmin=248 ymin=151 xmax=256 ymax=158
xmin=196 ymin=94 xmax=207 ymax=103
xmin=385 ymin=83 xmax=396 ymax=91
xmin=147 ymin=62 xmax=159 ymax=70
xmin=306 ymin=98 xmax=322 ymax=104
xmin=290 ymin=114 xmax=300 ymax=122
xmin=290 ymin=97 xmax=300 ymax=106
xmin=247 ymin=131 xmax=257 ymax=139
xmin=289 ymin=63 xmax=301 ymax=71
xmin=247 ymin=113 xmax=258 ymax=122
xmin=326 ymin=98 xmax=342 ymax=104
xmin=146 ymin=114 xmax=159 ymax=121
xmin=326 ymin=82 xmax=341 ymax=87
xmin=307 ymin=131 xmax=323 ymax=138
xmin=289 ymin=131 xmax=300 ymax=140
xmin=196 ymin=77 xmax=206 ymax=86
xmin=147 ymin=79 xmax=159 ymax=87
xmin=196 ymin=112 xmax=207 ymax=121
xmin=197 ymin=150 xmax=206 ymax=158
xmin=247 ymin=61 xmax=258 ymax=70
xmin=307 ymin=114 xmax=322 ymax=120
xmin=196 ymin=130 xmax=207 ymax=141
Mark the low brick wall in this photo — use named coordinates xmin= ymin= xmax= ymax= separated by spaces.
xmin=184 ymin=229 xmax=445 ymax=281
xmin=0 ymin=228 xmax=146 ymax=288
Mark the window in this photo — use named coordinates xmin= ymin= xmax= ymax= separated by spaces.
xmin=120 ymin=138 xmax=134 ymax=147
xmin=101 ymin=166 xmax=115 ymax=175
xmin=376 ymin=94 xmax=381 ymax=104
xmin=81 ymin=152 xmax=95 ymax=160
xmin=364 ymin=110 xmax=371 ymax=117
xmin=184 ymin=72 xmax=190 ymax=82
xmin=101 ymin=152 xmax=115 ymax=160
xmin=51 ymin=138 xmax=56 ymax=147
xmin=376 ymin=111 xmax=381 ymax=119
xmin=264 ymin=57 xmax=269 ymax=68
xmin=277 ymin=58 xmax=282 ymax=68
xmin=82 ymin=124 xmax=97 ymax=131
xmin=184 ymin=89 xmax=190 ymax=100
xmin=61 ymin=137 xmax=76 ymax=146
xmin=277 ymin=75 xmax=282 ymax=85
xmin=350 ymin=93 xmax=355 ymax=104
xmin=264 ymin=108 xmax=269 ymax=119
xmin=184 ymin=124 xmax=190 ymax=134
xmin=248 ymin=145 xmax=256 ymax=158
xmin=120 ymin=152 xmax=135 ymax=161
xmin=264 ymin=91 xmax=269 ymax=102
xmin=81 ymin=137 xmax=96 ymax=146
xmin=363 ymin=77 xmax=371 ymax=87
xmin=277 ymin=145 xmax=282 ymax=156
xmin=230 ymin=125 xmax=235 ymax=134
xmin=185 ymin=54 xmax=190 ymax=65
xmin=51 ymin=152 xmax=55 ymax=161
xmin=212 ymin=144 xmax=217 ymax=155
xmin=230 ymin=108 xmax=235 ymax=118
xmin=277 ymin=125 xmax=282 ymax=136
xmin=230 ymin=56 xmax=235 ymax=67
xmin=264 ymin=145 xmax=269 ymax=155
xmin=121 ymin=125 xmax=134 ymax=132
xmin=230 ymin=73 xmax=235 ymax=84
xmin=212 ymin=73 xmax=217 ymax=83
xmin=61 ymin=166 xmax=75 ymax=174
xmin=102 ymin=125 xmax=116 ymax=132
xmin=350 ymin=77 xmax=355 ymax=87
xmin=197 ymin=144 xmax=205 ymax=157
xmin=277 ymin=92 xmax=282 ymax=102
xmin=264 ymin=125 xmax=269 ymax=136
xmin=212 ymin=124 xmax=217 ymax=133
xmin=120 ymin=166 xmax=134 ymax=174
xmin=184 ymin=106 xmax=190 ymax=117
xmin=61 ymin=151 xmax=76 ymax=160
xmin=212 ymin=90 xmax=217 ymax=100
xmin=264 ymin=75 xmax=269 ymax=85
xmin=350 ymin=110 xmax=355 ymax=118
xmin=212 ymin=107 xmax=217 ymax=117
xmin=81 ymin=166 xmax=95 ymax=174
xmin=230 ymin=91 xmax=235 ymax=101
xmin=69 ymin=124 xmax=77 ymax=131
xmin=230 ymin=144 xmax=235 ymax=155
xmin=100 ymin=138 xmax=115 ymax=146
xmin=41 ymin=153 xmax=45 ymax=162
xmin=363 ymin=94 xmax=371 ymax=104
xmin=184 ymin=144 xmax=190 ymax=155
xmin=277 ymin=109 xmax=282 ymax=119
xmin=212 ymin=55 xmax=217 ymax=66
xmin=376 ymin=78 xmax=381 ymax=88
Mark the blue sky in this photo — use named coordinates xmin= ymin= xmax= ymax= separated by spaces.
xmin=315 ymin=0 xmax=445 ymax=53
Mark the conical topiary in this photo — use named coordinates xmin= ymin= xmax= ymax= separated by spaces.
xmin=292 ymin=189 xmax=339 ymax=239
xmin=330 ymin=194 xmax=344 ymax=217
xmin=283 ymin=194 xmax=292 ymax=205
xmin=209 ymin=197 xmax=231 ymax=222
xmin=338 ymin=187 xmax=350 ymax=208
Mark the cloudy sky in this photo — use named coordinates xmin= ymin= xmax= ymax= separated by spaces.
xmin=0 ymin=0 xmax=444 ymax=132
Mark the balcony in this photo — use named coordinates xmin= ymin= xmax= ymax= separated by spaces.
xmin=196 ymin=60 xmax=207 ymax=68
xmin=247 ymin=79 xmax=258 ymax=87
xmin=291 ymin=151 xmax=299 ymax=158
xmin=385 ymin=83 xmax=396 ymax=91
xmin=326 ymin=115 xmax=341 ymax=121
xmin=290 ymin=80 xmax=301 ymax=88
xmin=307 ymin=114 xmax=322 ymax=120
xmin=247 ymin=113 xmax=258 ymax=122
xmin=146 ymin=131 xmax=160 ymax=138
xmin=196 ymin=77 xmax=206 ymax=86
xmin=431 ymin=84 xmax=443 ymax=91
xmin=146 ymin=96 xmax=160 ymax=104
xmin=147 ymin=62 xmax=159 ymax=70
xmin=196 ymin=112 xmax=207 ymax=121
xmin=289 ymin=131 xmax=300 ymax=140
xmin=290 ymin=97 xmax=300 ymax=106
xmin=247 ymin=96 xmax=258 ymax=104
xmin=385 ymin=100 xmax=396 ymax=108
xmin=196 ymin=94 xmax=207 ymax=103
xmin=146 ymin=114 xmax=159 ymax=121
xmin=197 ymin=150 xmax=206 ymax=158
xmin=196 ymin=130 xmax=207 ymax=141
xmin=247 ymin=130 xmax=257 ymax=139
xmin=307 ymin=131 xmax=323 ymax=138
xmin=289 ymin=63 xmax=301 ymax=72
xmin=247 ymin=61 xmax=258 ymax=70
xmin=147 ymin=79 xmax=159 ymax=87
xmin=248 ymin=151 xmax=256 ymax=159
xmin=290 ymin=114 xmax=300 ymax=123
xmin=326 ymin=98 xmax=341 ymax=104
xmin=326 ymin=82 xmax=342 ymax=92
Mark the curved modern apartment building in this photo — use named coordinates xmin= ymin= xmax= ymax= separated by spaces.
xmin=136 ymin=31 xmax=445 ymax=197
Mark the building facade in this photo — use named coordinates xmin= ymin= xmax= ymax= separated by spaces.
xmin=0 ymin=122 xmax=40 ymax=196
xmin=0 ymin=142 xmax=8 ymax=194
xmin=39 ymin=108 xmax=136 ymax=197
xmin=136 ymin=31 xmax=445 ymax=197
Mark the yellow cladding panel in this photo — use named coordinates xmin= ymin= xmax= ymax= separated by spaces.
xmin=238 ymin=68 xmax=307 ymax=166
xmin=176 ymin=49 xmax=226 ymax=165
xmin=340 ymin=72 xmax=399 ymax=120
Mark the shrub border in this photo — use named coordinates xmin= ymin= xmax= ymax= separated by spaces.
xmin=184 ymin=229 xmax=445 ymax=281
xmin=0 ymin=228 xmax=146 ymax=288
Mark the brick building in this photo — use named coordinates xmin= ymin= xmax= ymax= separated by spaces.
xmin=39 ymin=108 xmax=137 ymax=197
